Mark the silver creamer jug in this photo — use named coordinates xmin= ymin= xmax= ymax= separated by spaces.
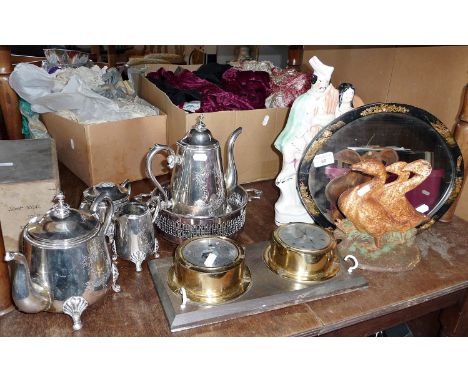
xmin=145 ymin=115 xmax=242 ymax=217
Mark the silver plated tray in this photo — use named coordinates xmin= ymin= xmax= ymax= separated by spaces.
xmin=149 ymin=241 xmax=368 ymax=332
xmin=154 ymin=185 xmax=259 ymax=243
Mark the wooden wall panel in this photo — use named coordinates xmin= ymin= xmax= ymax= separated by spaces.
xmin=388 ymin=46 xmax=468 ymax=128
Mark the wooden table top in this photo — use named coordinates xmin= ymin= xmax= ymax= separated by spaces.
xmin=1 ymin=165 xmax=468 ymax=336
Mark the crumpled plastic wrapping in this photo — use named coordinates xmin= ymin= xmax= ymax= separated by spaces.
xmin=9 ymin=63 xmax=159 ymax=125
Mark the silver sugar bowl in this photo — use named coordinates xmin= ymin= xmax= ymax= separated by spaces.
xmin=80 ymin=180 xmax=131 ymax=223
xmin=4 ymin=192 xmax=121 ymax=331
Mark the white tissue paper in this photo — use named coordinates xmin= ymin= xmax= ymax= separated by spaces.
xmin=9 ymin=63 xmax=159 ymax=124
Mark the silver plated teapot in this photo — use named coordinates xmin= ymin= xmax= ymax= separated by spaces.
xmin=145 ymin=115 xmax=242 ymax=217
xmin=4 ymin=192 xmax=121 ymax=331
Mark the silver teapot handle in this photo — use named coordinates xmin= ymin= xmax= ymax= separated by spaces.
xmin=90 ymin=194 xmax=114 ymax=237
xmin=145 ymin=144 xmax=175 ymax=204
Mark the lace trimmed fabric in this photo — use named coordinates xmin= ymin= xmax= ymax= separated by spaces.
xmin=265 ymin=67 xmax=312 ymax=108
xmin=230 ymin=60 xmax=276 ymax=75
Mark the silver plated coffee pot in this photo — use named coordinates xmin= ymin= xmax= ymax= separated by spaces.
xmin=4 ymin=192 xmax=121 ymax=331
xmin=145 ymin=115 xmax=242 ymax=217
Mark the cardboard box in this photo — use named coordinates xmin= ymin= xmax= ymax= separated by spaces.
xmin=42 ymin=112 xmax=168 ymax=186
xmin=139 ymin=66 xmax=289 ymax=184
xmin=0 ymin=139 xmax=60 ymax=251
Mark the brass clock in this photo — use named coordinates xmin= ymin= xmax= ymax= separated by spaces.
xmin=168 ymin=236 xmax=251 ymax=304
xmin=263 ymin=222 xmax=339 ymax=281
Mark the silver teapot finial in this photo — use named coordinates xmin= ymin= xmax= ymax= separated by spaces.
xmin=195 ymin=114 xmax=206 ymax=132
xmin=52 ymin=191 xmax=70 ymax=218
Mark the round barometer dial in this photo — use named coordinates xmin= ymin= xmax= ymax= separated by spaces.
xmin=168 ymin=236 xmax=250 ymax=304
xmin=182 ymin=237 xmax=239 ymax=268
xmin=276 ymin=223 xmax=331 ymax=252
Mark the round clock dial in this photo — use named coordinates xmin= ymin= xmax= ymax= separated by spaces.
xmin=277 ymin=222 xmax=331 ymax=251
xmin=182 ymin=237 xmax=239 ymax=268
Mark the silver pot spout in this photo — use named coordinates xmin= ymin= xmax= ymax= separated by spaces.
xmin=4 ymin=252 xmax=51 ymax=313
xmin=225 ymin=127 xmax=242 ymax=193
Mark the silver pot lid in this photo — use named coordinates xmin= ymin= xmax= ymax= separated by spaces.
xmin=179 ymin=115 xmax=219 ymax=147
xmin=181 ymin=237 xmax=239 ymax=269
xmin=83 ymin=181 xmax=129 ymax=204
xmin=25 ymin=192 xmax=99 ymax=247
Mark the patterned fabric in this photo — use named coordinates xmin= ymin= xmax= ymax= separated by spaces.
xmin=230 ymin=60 xmax=276 ymax=75
xmin=266 ymin=67 xmax=312 ymax=108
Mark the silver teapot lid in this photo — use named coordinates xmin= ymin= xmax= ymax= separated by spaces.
xmin=83 ymin=181 xmax=129 ymax=204
xmin=180 ymin=115 xmax=219 ymax=147
xmin=25 ymin=192 xmax=100 ymax=248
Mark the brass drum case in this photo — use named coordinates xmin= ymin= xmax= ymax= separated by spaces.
xmin=263 ymin=226 xmax=338 ymax=281
xmin=168 ymin=236 xmax=251 ymax=304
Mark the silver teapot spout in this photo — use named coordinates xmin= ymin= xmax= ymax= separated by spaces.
xmin=225 ymin=127 xmax=242 ymax=193
xmin=4 ymin=251 xmax=51 ymax=313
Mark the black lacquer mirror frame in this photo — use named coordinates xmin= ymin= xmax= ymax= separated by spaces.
xmin=297 ymin=102 xmax=464 ymax=231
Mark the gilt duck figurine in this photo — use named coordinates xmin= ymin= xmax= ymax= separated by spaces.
xmin=378 ymin=160 xmax=432 ymax=230
xmin=338 ymin=159 xmax=398 ymax=247
xmin=326 ymin=148 xmax=399 ymax=221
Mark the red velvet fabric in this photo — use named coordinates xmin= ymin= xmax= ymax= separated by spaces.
xmin=147 ymin=68 xmax=255 ymax=112
xmin=221 ymin=68 xmax=271 ymax=110
xmin=266 ymin=68 xmax=312 ymax=108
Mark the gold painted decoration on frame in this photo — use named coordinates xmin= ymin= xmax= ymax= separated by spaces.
xmin=360 ymin=104 xmax=409 ymax=117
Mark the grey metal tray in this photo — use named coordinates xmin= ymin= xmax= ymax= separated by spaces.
xmin=149 ymin=241 xmax=368 ymax=332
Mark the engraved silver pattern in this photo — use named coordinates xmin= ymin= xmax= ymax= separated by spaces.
xmin=63 ymin=296 xmax=88 ymax=331
xmin=85 ymin=238 xmax=112 ymax=288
